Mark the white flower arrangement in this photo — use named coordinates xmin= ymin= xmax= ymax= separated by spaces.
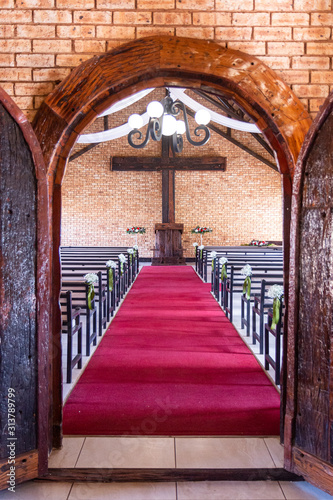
xmin=198 ymin=245 xmax=204 ymax=250
xmin=193 ymin=242 xmax=199 ymax=247
xmin=127 ymin=248 xmax=134 ymax=254
xmin=268 ymin=284 xmax=284 ymax=299
xmin=240 ymin=264 xmax=253 ymax=277
xmin=219 ymin=257 xmax=228 ymax=280
xmin=133 ymin=244 xmax=138 ymax=250
xmin=106 ymin=260 xmax=117 ymax=269
xmin=210 ymin=251 xmax=217 ymax=258
xmin=219 ymin=257 xmax=228 ymax=265
xmin=118 ymin=253 xmax=127 ymax=263
xmin=83 ymin=273 xmax=98 ymax=284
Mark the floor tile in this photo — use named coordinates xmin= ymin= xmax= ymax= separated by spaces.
xmin=175 ymin=437 xmax=275 ymax=468
xmin=69 ymin=481 xmax=177 ymax=500
xmin=76 ymin=436 xmax=175 ymax=468
xmin=0 ymin=481 xmax=72 ymax=500
xmin=177 ymin=480 xmax=285 ymax=499
xmin=264 ymin=437 xmax=284 ymax=467
xmin=48 ymin=437 xmax=85 ymax=468
xmin=280 ymin=481 xmax=333 ymax=499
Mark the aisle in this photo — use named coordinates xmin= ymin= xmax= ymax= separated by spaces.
xmin=63 ymin=266 xmax=280 ymax=436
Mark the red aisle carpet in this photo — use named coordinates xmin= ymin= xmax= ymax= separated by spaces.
xmin=63 ymin=266 xmax=280 ymax=436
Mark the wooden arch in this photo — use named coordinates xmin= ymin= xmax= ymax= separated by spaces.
xmin=32 ymin=36 xmax=312 ymax=446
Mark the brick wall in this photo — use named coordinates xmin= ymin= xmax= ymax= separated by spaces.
xmin=61 ymin=89 xmax=282 ymax=255
xmin=1 ymin=1 xmax=333 ymax=120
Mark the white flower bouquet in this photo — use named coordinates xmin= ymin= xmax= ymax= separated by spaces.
xmin=240 ymin=265 xmax=252 ymax=299
xmin=268 ymin=284 xmax=284 ymax=330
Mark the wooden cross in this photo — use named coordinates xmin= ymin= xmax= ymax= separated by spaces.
xmin=110 ymin=137 xmax=226 ymax=224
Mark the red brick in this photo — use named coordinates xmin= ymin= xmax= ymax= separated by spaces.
xmin=74 ymin=40 xmax=106 ymax=53
xmin=18 ymin=0 xmax=54 ymax=6
xmin=176 ymin=27 xmax=214 ymax=39
xmin=272 ymin=13 xmax=309 ymax=26
xmin=155 ymin=12 xmax=192 ymax=25
xmin=138 ymin=0 xmax=174 ymax=6
xmin=33 ymin=67 xmax=71 ymax=82
xmin=254 ymin=28 xmax=292 ymax=41
xmin=56 ymin=54 xmax=92 ymax=67
xmin=0 ymin=83 xmax=14 ymax=94
xmin=114 ymin=12 xmax=152 ymax=25
xmin=0 ymin=25 xmax=14 ymax=38
xmin=17 ymin=54 xmax=55 ymax=67
xmin=17 ymin=25 xmax=56 ymax=38
xmin=293 ymin=84 xmax=329 ymax=97
xmin=277 ymin=69 xmax=309 ymax=84
xmin=233 ymin=13 xmax=270 ymax=26
xmin=267 ymin=42 xmax=304 ymax=56
xmin=307 ymin=42 xmax=333 ymax=55
xmin=227 ymin=41 xmax=266 ymax=55
xmin=73 ymin=11 xmax=112 ymax=24
xmin=15 ymin=82 xmax=53 ymax=95
xmin=13 ymin=96 xmax=34 ymax=109
xmin=97 ymin=0 xmax=135 ymax=7
xmin=25 ymin=109 xmax=37 ymax=122
xmin=57 ymin=25 xmax=95 ymax=38
xmin=215 ymin=27 xmax=252 ymax=41
xmin=57 ymin=0 xmax=94 ymax=7
xmin=261 ymin=56 xmax=290 ymax=69
xmin=96 ymin=26 xmax=135 ymax=39
xmin=311 ymin=13 xmax=333 ymax=26
xmin=0 ymin=68 xmax=31 ymax=81
xmin=255 ymin=0 xmax=292 ymax=9
xmin=294 ymin=27 xmax=331 ymax=41
xmin=0 ymin=9 xmax=32 ymax=23
xmin=309 ymin=97 xmax=326 ymax=112
xmin=0 ymin=39 xmax=31 ymax=52
xmin=0 ymin=54 xmax=14 ymax=67
xmin=292 ymin=56 xmax=330 ymax=69
xmin=136 ymin=27 xmax=175 ymax=37
xmin=176 ymin=0 xmax=214 ymax=9
xmin=34 ymin=9 xmax=72 ymax=24
xmin=294 ymin=0 xmax=331 ymax=9
xmin=0 ymin=0 xmax=14 ymax=6
xmin=33 ymin=39 xmax=71 ymax=53
xmin=216 ymin=0 xmax=253 ymax=9
xmin=106 ymin=40 xmax=133 ymax=51
xmin=311 ymin=71 xmax=333 ymax=84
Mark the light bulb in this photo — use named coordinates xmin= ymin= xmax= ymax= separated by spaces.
xmin=195 ymin=109 xmax=211 ymax=126
xmin=128 ymin=114 xmax=143 ymax=130
xmin=176 ymin=120 xmax=186 ymax=135
xmin=162 ymin=115 xmax=177 ymax=136
xmin=147 ymin=101 xmax=164 ymax=118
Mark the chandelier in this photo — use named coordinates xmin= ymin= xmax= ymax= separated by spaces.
xmin=127 ymin=90 xmax=211 ymax=154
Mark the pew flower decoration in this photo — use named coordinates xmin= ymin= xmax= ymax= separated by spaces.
xmin=118 ymin=253 xmax=127 ymax=276
xmin=126 ymin=226 xmax=146 ymax=234
xmin=240 ymin=264 xmax=252 ymax=300
xmin=127 ymin=248 xmax=134 ymax=264
xmin=268 ymin=284 xmax=284 ymax=330
xmin=191 ymin=226 xmax=212 ymax=234
xmin=219 ymin=257 xmax=228 ymax=281
xmin=193 ymin=242 xmax=199 ymax=256
xmin=133 ymin=244 xmax=138 ymax=257
xmin=250 ymin=240 xmax=268 ymax=247
xmin=198 ymin=244 xmax=204 ymax=258
xmin=210 ymin=251 xmax=217 ymax=270
xmin=106 ymin=260 xmax=117 ymax=292
xmin=83 ymin=273 xmax=98 ymax=310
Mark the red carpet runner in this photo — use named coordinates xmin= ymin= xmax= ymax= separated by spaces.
xmin=63 ymin=266 xmax=280 ymax=436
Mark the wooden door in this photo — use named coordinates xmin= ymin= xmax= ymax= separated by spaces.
xmin=285 ymin=90 xmax=333 ymax=495
xmin=0 ymin=89 xmax=49 ymax=490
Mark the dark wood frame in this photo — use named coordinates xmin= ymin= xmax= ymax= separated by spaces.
xmin=0 ymin=89 xmax=50 ymax=483
xmin=31 ymin=35 xmax=311 ymax=469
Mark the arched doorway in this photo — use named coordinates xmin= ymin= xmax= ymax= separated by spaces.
xmin=32 ymin=35 xmax=310 ymax=455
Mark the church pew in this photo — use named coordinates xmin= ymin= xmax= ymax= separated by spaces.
xmin=252 ymin=279 xmax=284 ymax=355
xmin=60 ymin=290 xmax=83 ymax=384
xmin=265 ymin=299 xmax=284 ymax=385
